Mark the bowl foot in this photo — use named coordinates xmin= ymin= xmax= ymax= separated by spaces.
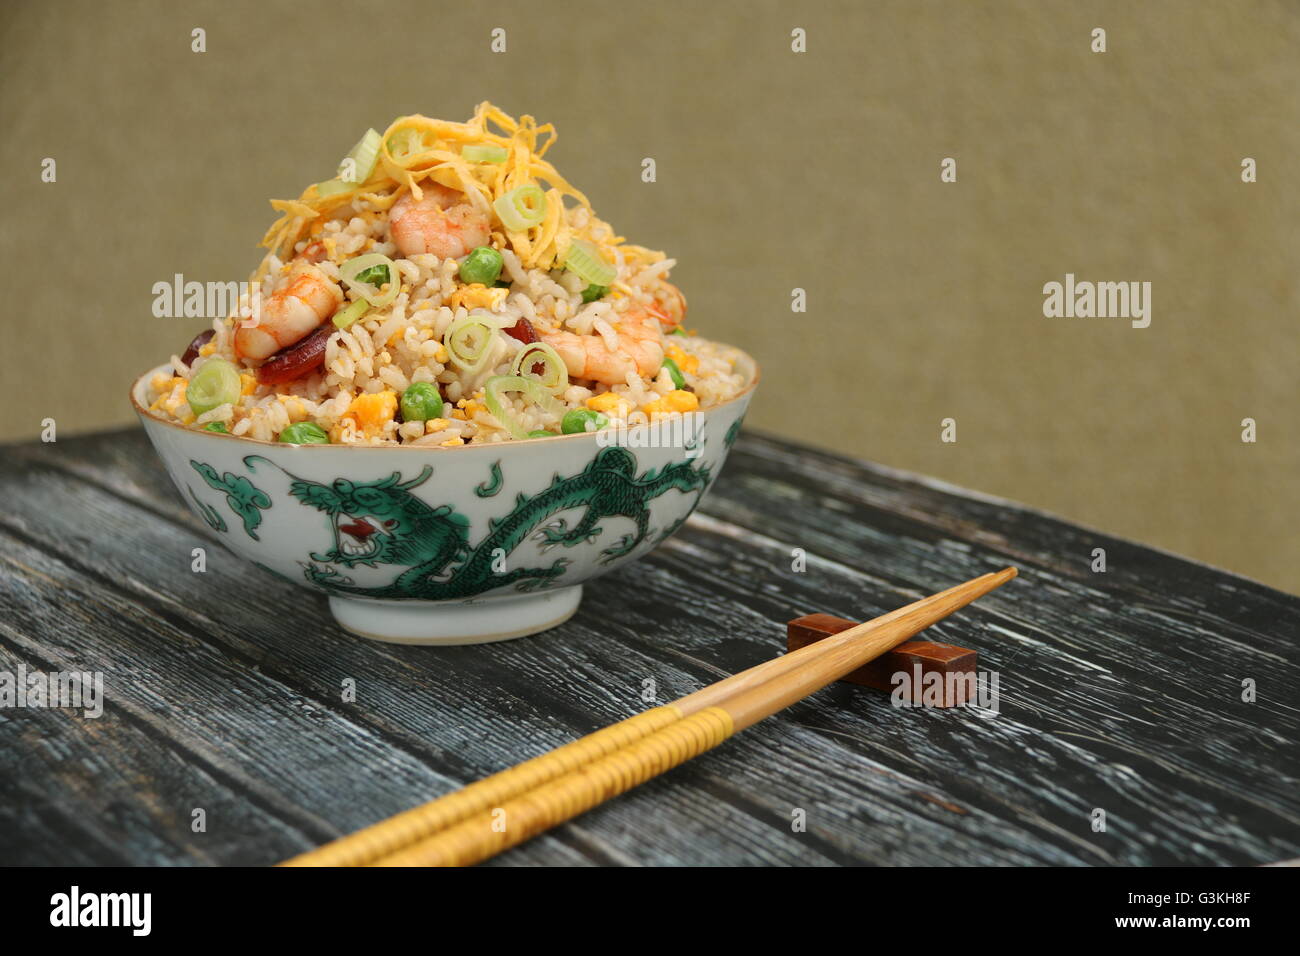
xmin=328 ymin=586 xmax=582 ymax=646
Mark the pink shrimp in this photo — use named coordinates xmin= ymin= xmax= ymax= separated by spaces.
xmin=234 ymin=262 xmax=342 ymax=361
xmin=389 ymin=183 xmax=491 ymax=259
xmin=650 ymin=281 xmax=687 ymax=328
xmin=541 ymin=308 xmax=665 ymax=386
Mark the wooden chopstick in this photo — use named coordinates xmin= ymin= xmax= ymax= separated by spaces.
xmin=282 ymin=567 xmax=1015 ymax=867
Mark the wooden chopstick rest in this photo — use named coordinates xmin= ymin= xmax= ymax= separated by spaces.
xmin=787 ymin=613 xmax=977 ymax=707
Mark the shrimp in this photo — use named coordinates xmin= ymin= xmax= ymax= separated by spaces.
xmin=389 ymin=183 xmax=491 ymax=259
xmin=650 ymin=281 xmax=687 ymax=327
xmin=542 ymin=308 xmax=665 ymax=386
xmin=235 ymin=262 xmax=343 ymax=361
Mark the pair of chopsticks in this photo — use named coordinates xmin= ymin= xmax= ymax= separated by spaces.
xmin=282 ymin=567 xmax=1016 ymax=867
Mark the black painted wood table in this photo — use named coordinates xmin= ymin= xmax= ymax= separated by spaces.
xmin=1 ymin=427 xmax=1296 ymax=866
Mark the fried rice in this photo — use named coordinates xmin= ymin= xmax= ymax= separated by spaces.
xmin=143 ymin=103 xmax=750 ymax=446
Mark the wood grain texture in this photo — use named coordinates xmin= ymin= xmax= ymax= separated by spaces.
xmin=0 ymin=427 xmax=1295 ymax=866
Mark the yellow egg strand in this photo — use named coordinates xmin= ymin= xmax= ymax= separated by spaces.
xmin=258 ymin=102 xmax=663 ymax=278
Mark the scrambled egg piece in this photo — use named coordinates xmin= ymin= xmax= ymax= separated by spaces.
xmin=586 ymin=392 xmax=630 ymax=417
xmin=448 ymin=284 xmax=508 ymax=312
xmin=278 ymin=395 xmax=309 ymax=423
xmin=149 ymin=376 xmax=188 ymax=413
xmin=342 ymin=390 xmax=398 ymax=438
xmin=150 ymin=372 xmax=179 ymax=397
xmin=664 ymin=344 xmax=699 ymax=375
xmin=642 ymin=389 xmax=699 ymax=418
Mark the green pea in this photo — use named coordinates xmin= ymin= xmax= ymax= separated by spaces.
xmin=201 ymin=422 xmax=229 ymax=434
xmin=580 ymin=283 xmax=609 ymax=303
xmin=561 ymin=408 xmax=609 ymax=435
xmin=662 ymin=357 xmax=686 ymax=389
xmin=459 ymin=246 xmax=504 ymax=286
xmin=278 ymin=422 xmax=330 ymax=444
xmin=527 ymin=430 xmax=553 ymax=439
xmin=400 ymin=382 xmax=444 ymax=422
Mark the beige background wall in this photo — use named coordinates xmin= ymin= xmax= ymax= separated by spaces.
xmin=2 ymin=0 xmax=1296 ymax=592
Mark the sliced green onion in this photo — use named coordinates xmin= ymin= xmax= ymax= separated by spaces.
xmin=510 ymin=342 xmax=568 ymax=394
xmin=341 ymin=253 xmax=399 ymax=308
xmin=580 ymin=283 xmax=609 ymax=304
xmin=202 ymin=422 xmax=229 ymax=434
xmin=444 ymin=314 xmax=498 ymax=374
xmin=332 ymin=298 xmax=370 ymax=330
xmin=387 ymin=129 xmax=427 ymax=161
xmin=561 ymin=239 xmax=616 ymax=286
xmin=493 ymin=185 xmax=547 ymax=232
xmin=662 ymin=357 xmax=686 ymax=389
xmin=483 ymin=375 xmax=566 ymax=440
xmin=315 ymin=178 xmax=355 ymax=197
xmin=186 ymin=358 xmax=241 ymax=416
xmin=278 ymin=422 xmax=330 ymax=445
xmin=353 ymin=264 xmax=390 ymax=286
xmin=670 ymin=326 xmax=686 ymax=337
xmin=338 ymin=128 xmax=382 ymax=184
xmin=462 ymin=144 xmax=508 ymax=164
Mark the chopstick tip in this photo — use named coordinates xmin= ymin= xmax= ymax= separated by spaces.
xmin=979 ymin=566 xmax=1018 ymax=589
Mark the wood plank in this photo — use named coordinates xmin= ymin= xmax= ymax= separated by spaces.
xmin=709 ymin=432 xmax=1300 ymax=629
xmin=0 ymin=639 xmax=310 ymax=866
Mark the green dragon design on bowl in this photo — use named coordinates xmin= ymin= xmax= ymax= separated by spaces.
xmin=188 ymin=446 xmax=713 ymax=601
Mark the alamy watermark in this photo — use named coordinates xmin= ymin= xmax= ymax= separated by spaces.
xmin=596 ymin=411 xmax=705 ymax=459
xmin=891 ymin=666 xmax=1000 ymax=715
xmin=0 ymin=665 xmax=103 ymax=718
xmin=1043 ymin=273 xmax=1151 ymax=328
xmin=152 ymin=273 xmax=262 ymax=324
xmin=50 ymin=886 xmax=150 ymax=936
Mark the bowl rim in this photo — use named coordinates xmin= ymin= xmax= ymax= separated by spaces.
xmin=130 ymin=348 xmax=760 ymax=452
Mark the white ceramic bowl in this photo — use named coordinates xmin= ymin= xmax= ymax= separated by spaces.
xmin=131 ymin=357 xmax=756 ymax=645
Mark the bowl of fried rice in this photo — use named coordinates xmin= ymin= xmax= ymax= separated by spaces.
xmin=132 ymin=103 xmax=757 ymax=644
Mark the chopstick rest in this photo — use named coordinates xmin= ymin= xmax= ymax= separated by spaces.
xmin=787 ymin=614 xmax=977 ymax=706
